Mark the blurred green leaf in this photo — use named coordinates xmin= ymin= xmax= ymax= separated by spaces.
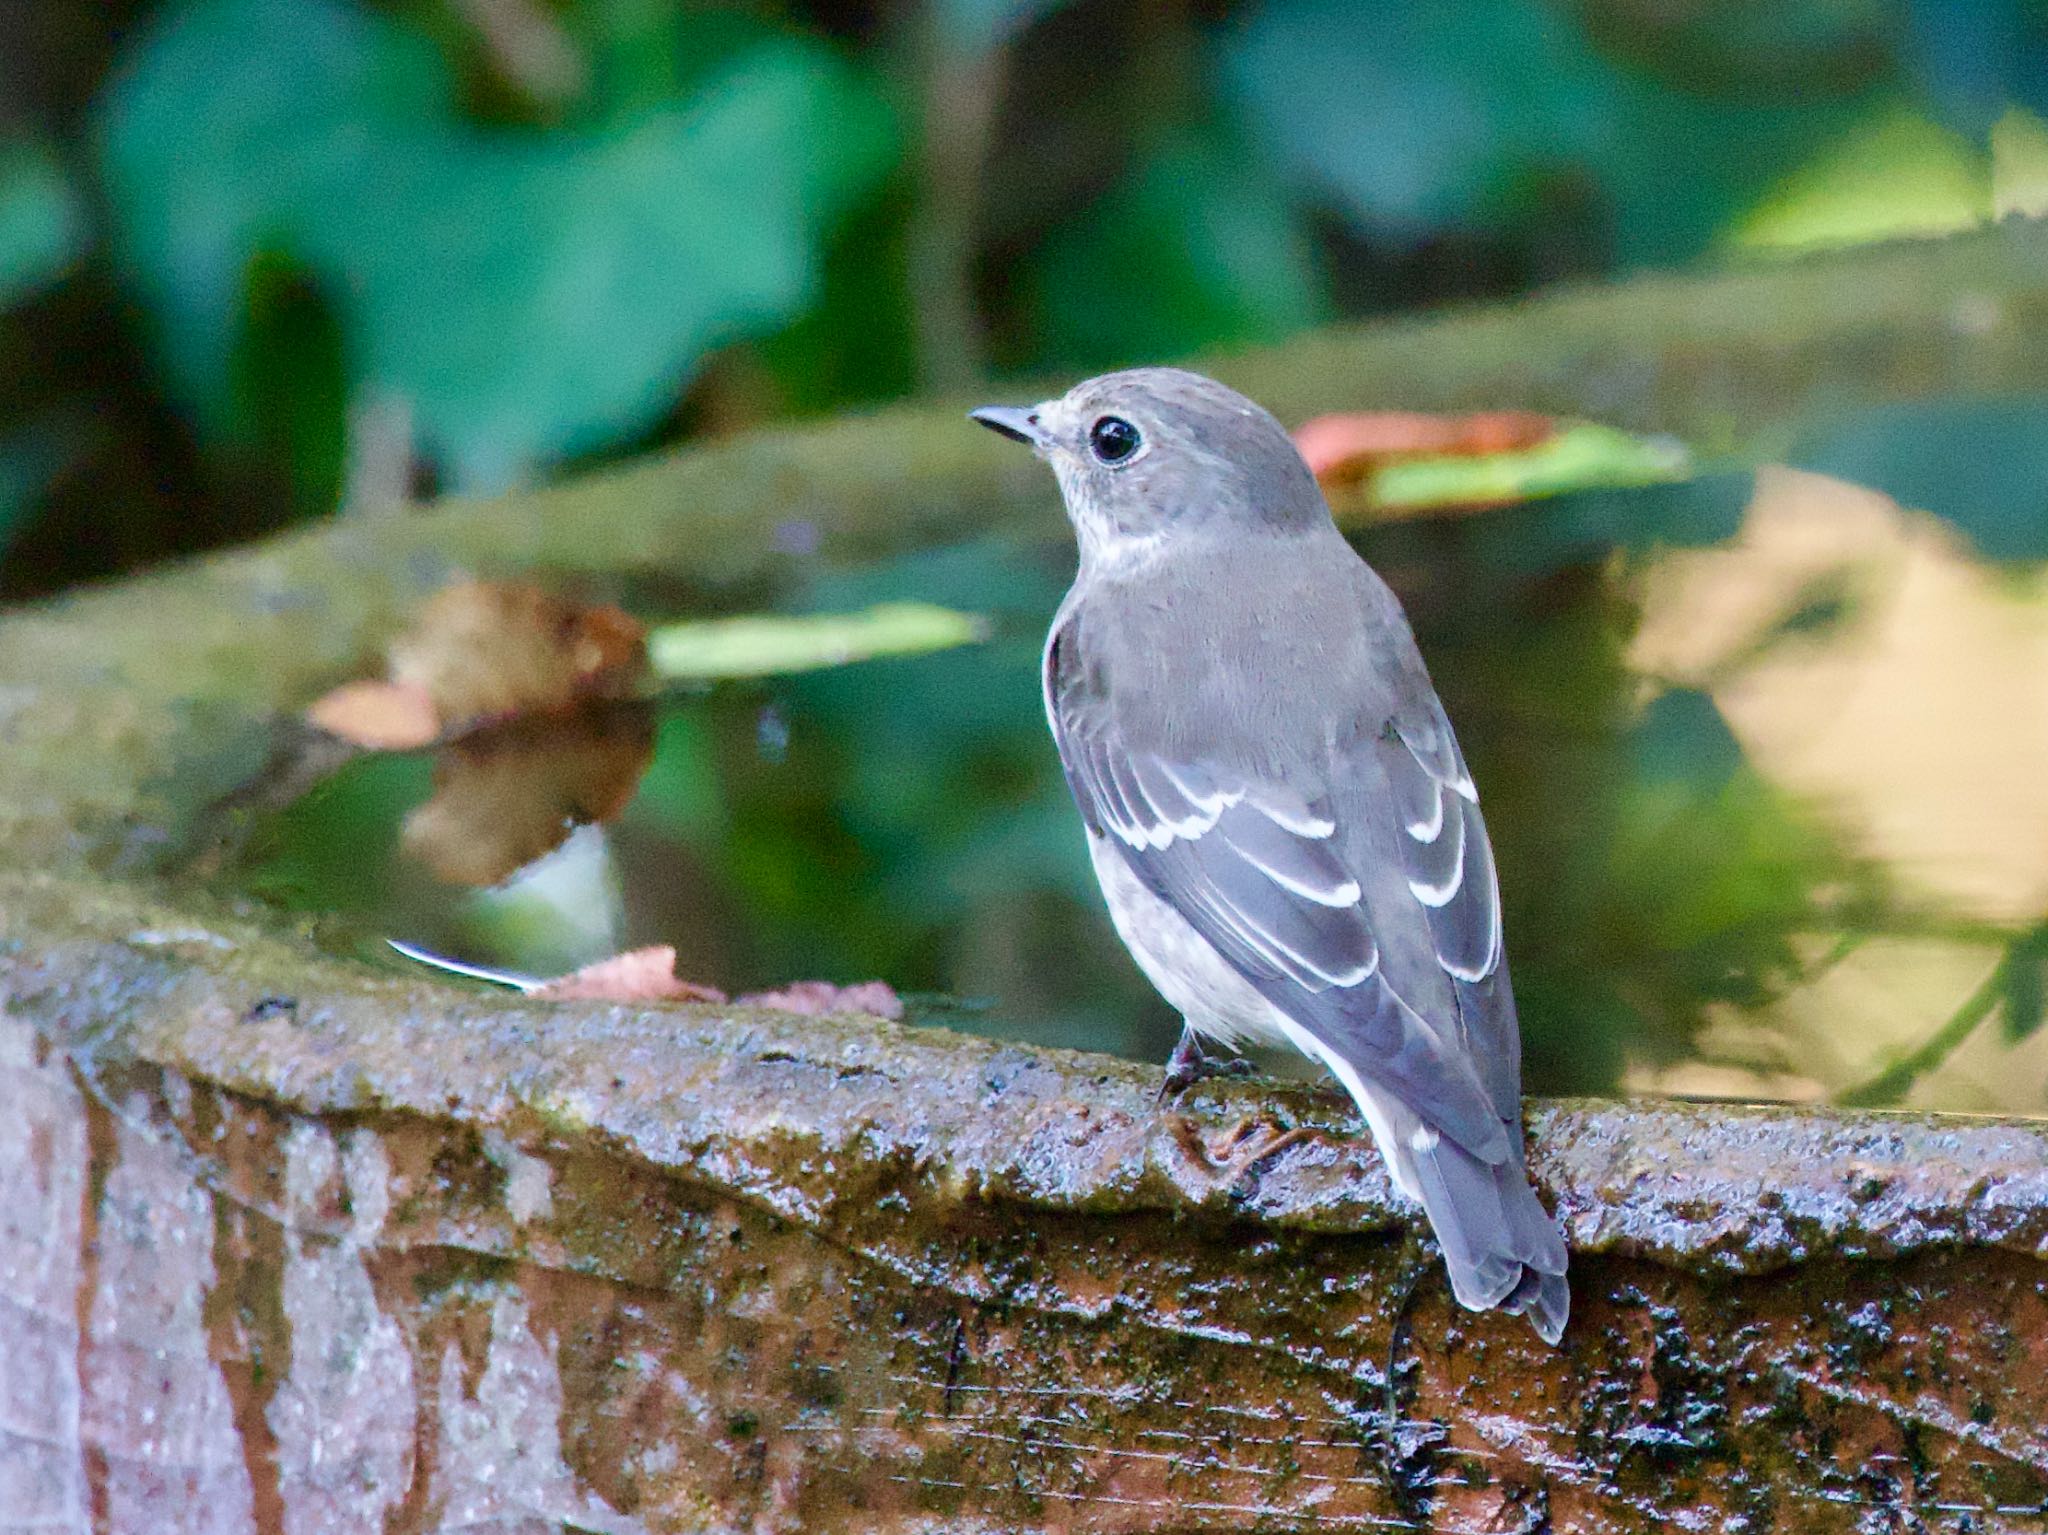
xmin=1224 ymin=0 xmax=1871 ymax=263
xmin=0 ymin=138 xmax=87 ymax=310
xmin=1031 ymin=134 xmax=1324 ymax=369
xmin=98 ymin=0 xmax=895 ymax=491
xmin=566 ymin=0 xmax=800 ymax=126
xmin=2001 ymin=924 xmax=2048 ymax=1042
xmin=1367 ymin=423 xmax=1690 ymax=514
xmin=1993 ymin=106 xmax=2048 ymax=215
xmin=1726 ymin=107 xmax=1989 ymax=252
xmin=647 ymin=602 xmax=986 ymax=680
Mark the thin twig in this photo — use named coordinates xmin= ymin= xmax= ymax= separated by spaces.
xmin=1834 ymin=946 xmax=2011 ymax=1108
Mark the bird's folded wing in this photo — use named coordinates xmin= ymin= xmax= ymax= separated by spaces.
xmin=1049 ymin=643 xmax=1510 ymax=1163
xmin=1384 ymin=700 xmax=1504 ymax=987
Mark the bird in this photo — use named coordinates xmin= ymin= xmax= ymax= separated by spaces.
xmin=971 ymin=367 xmax=1569 ymax=1344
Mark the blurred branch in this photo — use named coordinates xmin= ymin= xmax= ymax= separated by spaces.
xmin=1834 ymin=945 xmax=2009 ymax=1108
xmin=449 ymin=0 xmax=587 ymax=109
xmin=902 ymin=12 xmax=1004 ymax=393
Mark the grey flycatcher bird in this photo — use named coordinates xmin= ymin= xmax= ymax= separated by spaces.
xmin=972 ymin=367 xmax=1569 ymax=1344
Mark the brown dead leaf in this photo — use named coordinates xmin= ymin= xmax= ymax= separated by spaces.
xmin=299 ymin=579 xmax=658 ymax=885
xmin=1293 ymin=409 xmax=1555 ymax=486
xmin=528 ymin=945 xmax=727 ymax=1003
xmin=734 ymin=979 xmax=905 ymax=1020
xmin=307 ymin=579 xmax=647 ymax=747
xmin=390 ymin=580 xmax=646 ymax=729
xmin=399 ymin=704 xmax=654 ymax=887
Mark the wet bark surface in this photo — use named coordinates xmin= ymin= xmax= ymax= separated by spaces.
xmin=4 ymin=226 xmax=2048 ymax=1531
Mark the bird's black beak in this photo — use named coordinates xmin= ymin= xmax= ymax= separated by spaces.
xmin=970 ymin=405 xmax=1046 ymax=448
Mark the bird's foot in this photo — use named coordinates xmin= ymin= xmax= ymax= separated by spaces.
xmin=1210 ymin=1117 xmax=1315 ymax=1174
xmin=1156 ymin=1025 xmax=1258 ymax=1104
xmin=1169 ymin=1114 xmax=1316 ymax=1194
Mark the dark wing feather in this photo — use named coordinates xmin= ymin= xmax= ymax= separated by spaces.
xmin=1046 ymin=615 xmax=1511 ymax=1163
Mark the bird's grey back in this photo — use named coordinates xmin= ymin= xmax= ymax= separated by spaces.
xmin=1075 ymin=530 xmax=1415 ymax=766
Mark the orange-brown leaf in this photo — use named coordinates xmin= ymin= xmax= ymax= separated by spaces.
xmin=386 ymin=580 xmax=647 ymax=735
xmin=1293 ymin=410 xmax=1555 ymax=485
xmin=305 ymin=580 xmax=649 ymax=748
xmin=522 ymin=950 xmax=904 ymax=1017
xmin=399 ymin=705 xmax=654 ymax=887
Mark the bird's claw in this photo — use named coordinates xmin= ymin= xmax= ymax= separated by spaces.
xmin=1167 ymin=1113 xmax=1315 ymax=1194
xmin=1157 ymin=1025 xmax=1259 ymax=1104
xmin=1159 ymin=1025 xmax=1309 ymax=1193
xmin=1207 ymin=1119 xmax=1314 ymax=1176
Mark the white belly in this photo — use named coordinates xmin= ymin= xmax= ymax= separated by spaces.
xmin=1085 ymin=830 xmax=1423 ymax=1200
xmin=1087 ymin=830 xmax=1292 ymax=1049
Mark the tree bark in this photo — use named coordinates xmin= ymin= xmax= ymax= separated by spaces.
xmin=5 ymin=225 xmax=2048 ymax=1532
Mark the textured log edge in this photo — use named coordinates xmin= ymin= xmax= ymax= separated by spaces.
xmin=5 ymin=865 xmax=2048 ymax=1287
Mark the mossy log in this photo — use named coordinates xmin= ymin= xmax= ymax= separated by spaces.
xmin=5 ymin=227 xmax=2048 ymax=1533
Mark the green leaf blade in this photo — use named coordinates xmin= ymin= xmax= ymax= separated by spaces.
xmin=647 ymin=602 xmax=988 ymax=681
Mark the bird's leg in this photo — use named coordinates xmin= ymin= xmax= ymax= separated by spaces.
xmin=1157 ymin=1022 xmax=1257 ymax=1104
xmin=1160 ymin=1025 xmax=1303 ymax=1191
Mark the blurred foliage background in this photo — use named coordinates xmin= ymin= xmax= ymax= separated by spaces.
xmin=7 ymin=0 xmax=2048 ymax=586
xmin=7 ymin=0 xmax=2048 ymax=1111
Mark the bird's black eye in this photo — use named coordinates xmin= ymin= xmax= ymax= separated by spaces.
xmin=1088 ymin=415 xmax=1142 ymax=465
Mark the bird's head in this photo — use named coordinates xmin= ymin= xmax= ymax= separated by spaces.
xmin=973 ymin=367 xmax=1328 ymax=570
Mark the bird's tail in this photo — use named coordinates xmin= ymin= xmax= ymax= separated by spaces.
xmin=1372 ymin=1093 xmax=1570 ymax=1345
